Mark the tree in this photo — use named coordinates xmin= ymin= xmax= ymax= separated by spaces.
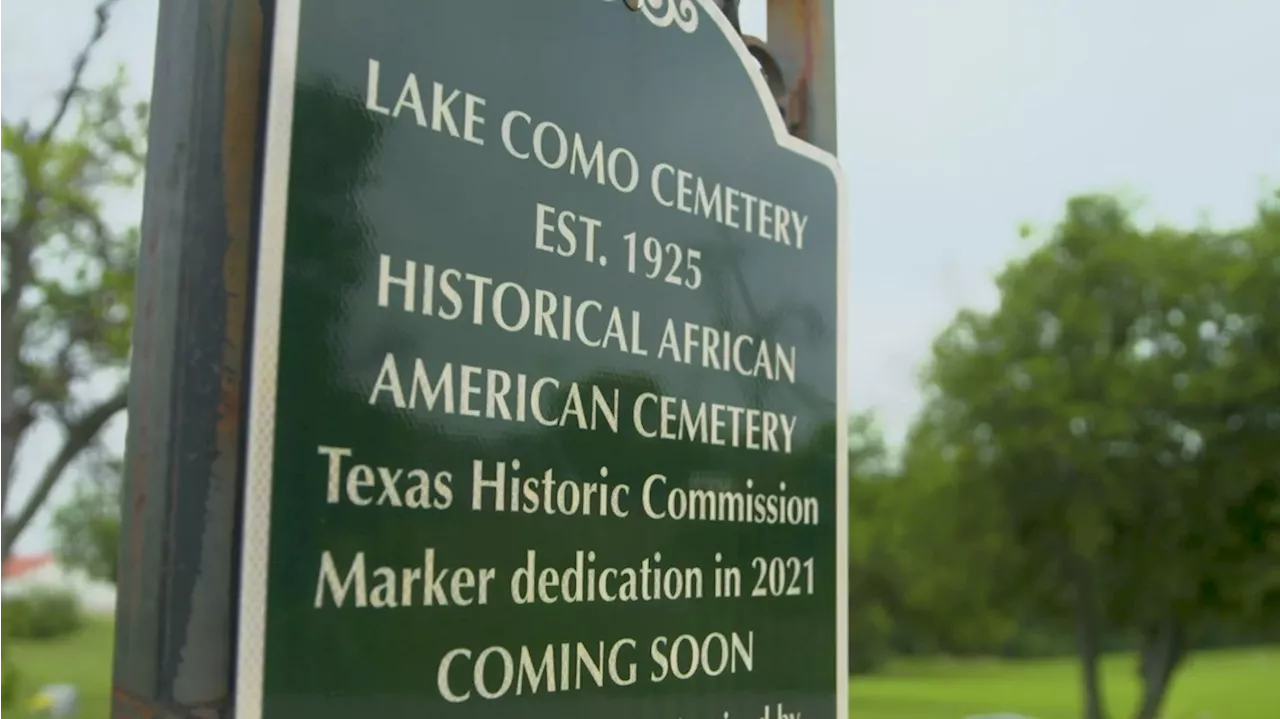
xmin=1 ymin=0 xmax=145 ymax=556
xmin=867 ymin=417 xmax=1023 ymax=659
xmin=846 ymin=410 xmax=1022 ymax=673
xmin=915 ymin=193 xmax=1280 ymax=719
xmin=50 ymin=455 xmax=121 ymax=583
xmin=845 ymin=412 xmax=897 ymax=673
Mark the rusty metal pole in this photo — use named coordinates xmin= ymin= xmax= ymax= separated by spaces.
xmin=111 ymin=1 xmax=266 ymax=717
xmin=725 ymin=0 xmax=839 ymax=154
xmin=765 ymin=0 xmax=838 ymax=155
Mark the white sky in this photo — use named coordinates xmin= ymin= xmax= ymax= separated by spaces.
xmin=3 ymin=0 xmax=1278 ymax=553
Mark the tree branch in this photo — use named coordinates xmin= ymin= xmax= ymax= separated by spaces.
xmin=37 ymin=0 xmax=124 ymax=145
xmin=1 ymin=226 xmax=35 ymax=321
xmin=1 ymin=384 xmax=127 ymax=556
xmin=4 ymin=0 xmax=123 ymax=340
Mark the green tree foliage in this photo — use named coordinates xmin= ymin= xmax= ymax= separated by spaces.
xmin=50 ymin=464 xmax=121 ymax=583
xmin=909 ymin=192 xmax=1280 ymax=719
xmin=1 ymin=586 xmax=84 ymax=640
xmin=845 ymin=412 xmax=895 ymax=673
xmin=847 ymin=410 xmax=1022 ymax=672
xmin=1 ymin=0 xmax=144 ymax=556
xmin=885 ymin=421 xmax=1023 ymax=654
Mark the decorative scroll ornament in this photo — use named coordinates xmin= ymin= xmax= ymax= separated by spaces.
xmin=606 ymin=0 xmax=805 ymax=138
xmin=610 ymin=0 xmax=699 ymax=34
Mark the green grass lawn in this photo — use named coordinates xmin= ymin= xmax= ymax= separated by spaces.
xmin=852 ymin=647 xmax=1280 ymax=718
xmin=4 ymin=620 xmax=1277 ymax=719
xmin=4 ymin=618 xmax=114 ymax=719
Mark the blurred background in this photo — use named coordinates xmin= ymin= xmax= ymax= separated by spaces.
xmin=1 ymin=1 xmax=1277 ymax=717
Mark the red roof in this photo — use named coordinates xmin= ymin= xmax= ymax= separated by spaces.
xmin=2 ymin=553 xmax=54 ymax=580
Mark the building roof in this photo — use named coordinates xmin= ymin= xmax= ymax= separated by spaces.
xmin=2 ymin=553 xmax=54 ymax=580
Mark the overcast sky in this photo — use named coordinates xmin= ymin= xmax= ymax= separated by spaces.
xmin=3 ymin=0 xmax=1278 ymax=553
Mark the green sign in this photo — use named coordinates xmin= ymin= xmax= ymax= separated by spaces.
xmin=236 ymin=1 xmax=846 ymax=717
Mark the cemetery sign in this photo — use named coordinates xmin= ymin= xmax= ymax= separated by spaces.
xmin=236 ymin=1 xmax=847 ymax=717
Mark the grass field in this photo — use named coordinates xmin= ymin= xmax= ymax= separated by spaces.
xmin=5 ymin=618 xmax=114 ymax=718
xmin=5 ymin=620 xmax=1277 ymax=718
xmin=851 ymin=647 xmax=1280 ymax=718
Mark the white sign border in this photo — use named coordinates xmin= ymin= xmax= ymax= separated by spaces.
xmin=235 ymin=1 xmax=849 ymax=716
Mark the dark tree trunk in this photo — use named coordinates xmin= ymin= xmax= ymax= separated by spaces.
xmin=1133 ymin=617 xmax=1185 ymax=719
xmin=1072 ymin=560 xmax=1108 ymax=719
